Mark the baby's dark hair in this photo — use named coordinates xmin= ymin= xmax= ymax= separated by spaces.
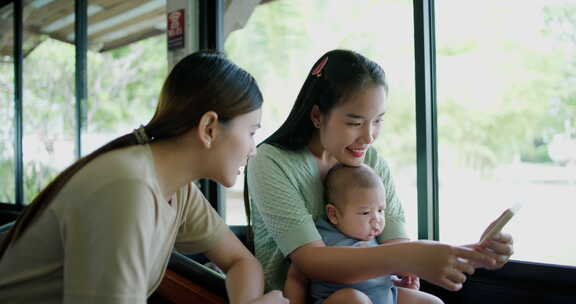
xmin=323 ymin=164 xmax=384 ymax=209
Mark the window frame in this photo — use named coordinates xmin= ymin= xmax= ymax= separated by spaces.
xmin=0 ymin=0 xmax=87 ymax=208
xmin=414 ymin=0 xmax=440 ymax=241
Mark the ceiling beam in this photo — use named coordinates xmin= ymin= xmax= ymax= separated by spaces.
xmin=99 ymin=27 xmax=163 ymax=52
xmin=56 ymin=0 xmax=152 ymax=36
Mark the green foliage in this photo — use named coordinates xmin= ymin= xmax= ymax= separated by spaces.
xmin=0 ymin=159 xmax=15 ymax=202
xmin=226 ymin=0 xmax=310 ymax=80
xmin=431 ymin=1 xmax=576 ymax=170
xmin=521 ymin=141 xmax=553 ymax=163
xmin=543 ymin=3 xmax=576 ymax=136
xmin=437 ymin=40 xmax=477 ymax=57
xmin=225 ymin=0 xmax=576 ymax=172
xmin=86 ymin=36 xmax=167 ymax=134
xmin=23 ymin=161 xmax=59 ymax=203
xmin=0 ymin=35 xmax=167 ymax=204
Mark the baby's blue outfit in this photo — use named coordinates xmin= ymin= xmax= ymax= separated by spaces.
xmin=309 ymin=219 xmax=398 ymax=304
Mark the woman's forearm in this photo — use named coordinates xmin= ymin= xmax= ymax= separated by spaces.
xmin=225 ymin=255 xmax=265 ymax=304
xmin=204 ymin=229 xmax=267 ymax=304
xmin=290 ymin=241 xmax=415 ymax=284
xmin=380 ymin=237 xmax=410 ymax=244
xmin=290 ymin=240 xmax=494 ymax=290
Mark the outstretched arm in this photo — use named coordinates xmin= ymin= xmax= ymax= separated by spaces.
xmin=383 ymin=238 xmax=420 ymax=289
xmin=289 ymin=239 xmax=496 ymax=292
xmin=205 ymin=229 xmax=288 ymax=304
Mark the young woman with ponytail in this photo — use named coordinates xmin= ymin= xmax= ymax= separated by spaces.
xmin=0 ymin=51 xmax=287 ymax=304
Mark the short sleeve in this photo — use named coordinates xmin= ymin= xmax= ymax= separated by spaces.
xmin=62 ymin=179 xmax=156 ymax=304
xmin=366 ymin=149 xmax=409 ymax=242
xmin=248 ymin=146 xmax=322 ymax=256
xmin=174 ymin=184 xmax=228 ymax=254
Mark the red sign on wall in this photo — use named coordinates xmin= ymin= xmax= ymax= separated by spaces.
xmin=167 ymin=9 xmax=185 ymax=50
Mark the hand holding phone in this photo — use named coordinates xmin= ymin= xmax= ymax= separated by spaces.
xmin=480 ymin=203 xmax=521 ymax=243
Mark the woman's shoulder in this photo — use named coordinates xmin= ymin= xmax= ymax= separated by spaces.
xmin=256 ymin=143 xmax=304 ymax=158
xmin=63 ymin=145 xmax=157 ymax=197
xmin=252 ymin=143 xmax=309 ymax=167
xmin=92 ymin=145 xmax=153 ymax=178
xmin=248 ymin=143 xmax=316 ymax=185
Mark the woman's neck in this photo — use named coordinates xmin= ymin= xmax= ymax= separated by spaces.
xmin=149 ymin=139 xmax=203 ymax=202
xmin=307 ymin=135 xmax=338 ymax=179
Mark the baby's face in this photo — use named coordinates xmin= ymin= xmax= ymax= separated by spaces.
xmin=332 ymin=186 xmax=386 ymax=241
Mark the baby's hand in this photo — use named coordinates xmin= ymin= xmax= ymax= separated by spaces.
xmin=392 ymin=273 xmax=420 ymax=290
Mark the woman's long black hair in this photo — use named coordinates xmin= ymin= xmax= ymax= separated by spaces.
xmin=265 ymin=49 xmax=388 ymax=150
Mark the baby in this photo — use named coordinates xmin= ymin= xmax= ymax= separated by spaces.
xmin=285 ymin=164 xmax=443 ymax=304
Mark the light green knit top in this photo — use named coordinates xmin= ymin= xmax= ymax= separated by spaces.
xmin=247 ymin=143 xmax=408 ymax=291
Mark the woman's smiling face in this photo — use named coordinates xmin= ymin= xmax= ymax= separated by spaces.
xmin=315 ymin=85 xmax=387 ymax=166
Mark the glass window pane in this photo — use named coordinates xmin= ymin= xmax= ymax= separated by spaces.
xmin=85 ymin=0 xmax=167 ymax=154
xmin=23 ymin=3 xmax=76 ymax=203
xmin=0 ymin=3 xmax=15 ymax=203
xmin=437 ymin=0 xmax=576 ymax=266
xmin=224 ymin=0 xmax=417 ymax=239
xmin=84 ymin=36 xmax=167 ymax=154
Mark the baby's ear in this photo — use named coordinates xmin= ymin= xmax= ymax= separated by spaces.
xmin=325 ymin=203 xmax=339 ymax=225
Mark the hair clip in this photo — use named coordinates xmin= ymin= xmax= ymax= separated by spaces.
xmin=311 ymin=56 xmax=329 ymax=77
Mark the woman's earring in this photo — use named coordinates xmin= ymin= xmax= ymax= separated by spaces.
xmin=314 ymin=121 xmax=320 ymax=128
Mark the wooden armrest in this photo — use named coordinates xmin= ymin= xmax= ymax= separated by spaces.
xmin=157 ymin=269 xmax=226 ymax=304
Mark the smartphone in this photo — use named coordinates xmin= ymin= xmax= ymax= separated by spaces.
xmin=480 ymin=203 xmax=521 ymax=243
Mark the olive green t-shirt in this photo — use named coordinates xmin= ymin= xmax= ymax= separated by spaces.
xmin=0 ymin=145 xmax=227 ymax=304
xmin=247 ymin=143 xmax=408 ymax=291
